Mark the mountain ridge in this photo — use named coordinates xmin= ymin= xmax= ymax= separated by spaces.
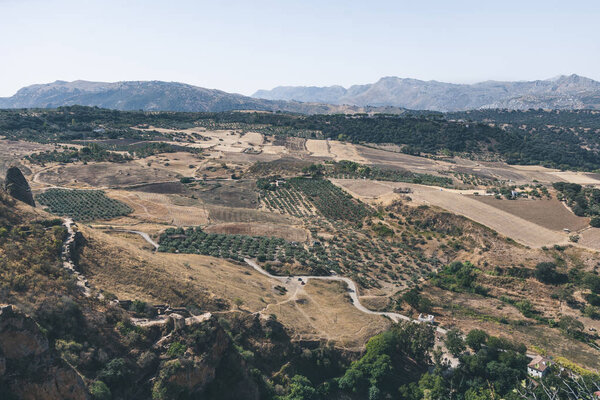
xmin=253 ymin=74 xmax=600 ymax=111
xmin=0 ymin=80 xmax=387 ymax=115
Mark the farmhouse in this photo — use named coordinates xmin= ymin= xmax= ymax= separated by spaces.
xmin=417 ymin=313 xmax=435 ymax=324
xmin=527 ymin=355 xmax=552 ymax=378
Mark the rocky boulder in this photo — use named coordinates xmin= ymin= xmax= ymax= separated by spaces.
xmin=4 ymin=167 xmax=35 ymax=207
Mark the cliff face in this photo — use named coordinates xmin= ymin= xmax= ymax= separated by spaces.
xmin=4 ymin=167 xmax=35 ymax=207
xmin=0 ymin=305 xmax=89 ymax=400
xmin=153 ymin=316 xmax=260 ymax=400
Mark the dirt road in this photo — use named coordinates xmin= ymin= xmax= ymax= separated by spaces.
xmin=243 ymin=258 xmax=447 ymax=334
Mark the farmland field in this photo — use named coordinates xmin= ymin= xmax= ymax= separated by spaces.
xmin=204 ymin=222 xmax=308 ymax=242
xmin=5 ymin=105 xmax=600 ymax=389
xmin=472 ymin=195 xmax=589 ymax=231
xmin=36 ymin=188 xmax=133 ymax=221
xmin=288 ymin=177 xmax=372 ymax=222
xmin=35 ymin=161 xmax=177 ymax=188
xmin=331 ymin=178 xmax=581 ymax=248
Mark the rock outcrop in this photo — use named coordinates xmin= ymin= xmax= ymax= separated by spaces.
xmin=4 ymin=167 xmax=35 ymax=207
xmin=153 ymin=316 xmax=260 ymax=399
xmin=0 ymin=305 xmax=89 ymax=400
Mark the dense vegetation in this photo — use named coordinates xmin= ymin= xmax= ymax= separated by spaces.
xmin=36 ymin=189 xmax=133 ymax=221
xmin=2 ymin=106 xmax=600 ymax=170
xmin=27 ymin=143 xmax=132 ymax=165
xmin=430 ymin=261 xmax=487 ymax=295
xmin=316 ymin=160 xmax=453 ymax=187
xmin=158 ymin=227 xmax=334 ymax=275
xmin=27 ymin=142 xmax=202 ymax=165
xmin=261 ymin=176 xmax=372 ymax=222
xmin=287 ymin=177 xmax=372 ymax=222
xmin=553 ymin=182 xmax=600 ymax=225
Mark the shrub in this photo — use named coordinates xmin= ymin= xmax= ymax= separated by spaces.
xmin=98 ymin=358 xmax=133 ymax=388
xmin=89 ymin=381 xmax=111 ymax=400
xmin=535 ymin=262 xmax=567 ymax=284
xmin=558 ymin=316 xmax=584 ymax=339
xmin=167 ymin=341 xmax=186 ymax=358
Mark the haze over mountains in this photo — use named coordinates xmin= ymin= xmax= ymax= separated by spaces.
xmin=1 ymin=75 xmax=600 ymax=113
xmin=254 ymin=74 xmax=600 ymax=111
xmin=0 ymin=80 xmax=369 ymax=115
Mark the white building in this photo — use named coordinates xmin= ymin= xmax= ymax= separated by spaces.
xmin=417 ymin=313 xmax=434 ymax=324
xmin=527 ymin=355 xmax=552 ymax=378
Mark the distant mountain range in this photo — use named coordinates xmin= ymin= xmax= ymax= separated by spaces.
xmin=253 ymin=74 xmax=600 ymax=111
xmin=0 ymin=80 xmax=379 ymax=114
xmin=2 ymin=75 xmax=600 ymax=113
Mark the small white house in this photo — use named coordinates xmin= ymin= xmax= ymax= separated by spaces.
xmin=527 ymin=355 xmax=552 ymax=378
xmin=417 ymin=313 xmax=435 ymax=324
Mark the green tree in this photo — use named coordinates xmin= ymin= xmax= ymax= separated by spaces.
xmin=465 ymin=329 xmax=488 ymax=352
xmin=444 ymin=329 xmax=466 ymax=357
xmin=90 ymin=381 xmax=111 ymax=400
xmin=282 ymin=375 xmax=318 ymax=400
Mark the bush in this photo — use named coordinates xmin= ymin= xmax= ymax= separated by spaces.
xmin=98 ymin=358 xmax=133 ymax=388
xmin=167 ymin=341 xmax=186 ymax=358
xmin=558 ymin=316 xmax=584 ymax=339
xmin=535 ymin=262 xmax=567 ymax=284
xmin=590 ymin=216 xmax=600 ymax=228
xmin=90 ymin=381 xmax=111 ymax=400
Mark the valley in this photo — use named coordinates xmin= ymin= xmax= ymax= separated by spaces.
xmin=1 ymin=107 xmax=600 ymax=399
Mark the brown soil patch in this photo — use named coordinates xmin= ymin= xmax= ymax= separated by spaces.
xmin=37 ymin=162 xmax=176 ymax=188
xmin=206 ymin=204 xmax=295 ymax=225
xmin=472 ymin=196 xmax=590 ymax=232
xmin=205 ymin=222 xmax=309 ymax=242
xmin=107 ymin=190 xmax=210 ymax=226
xmin=194 ymin=180 xmax=259 ymax=209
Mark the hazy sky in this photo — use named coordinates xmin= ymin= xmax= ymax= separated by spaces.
xmin=1 ymin=0 xmax=599 ymax=96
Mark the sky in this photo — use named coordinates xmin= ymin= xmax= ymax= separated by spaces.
xmin=1 ymin=0 xmax=599 ymax=97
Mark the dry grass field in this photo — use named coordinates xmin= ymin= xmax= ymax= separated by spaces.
xmin=205 ymin=204 xmax=296 ymax=225
xmin=79 ymin=226 xmax=275 ymax=311
xmin=35 ymin=162 xmax=177 ymax=188
xmin=267 ymin=280 xmax=391 ymax=349
xmin=79 ymin=227 xmax=391 ymax=348
xmin=332 ymin=178 xmax=579 ymax=249
xmin=472 ymin=196 xmax=590 ymax=231
xmin=305 ymin=139 xmax=330 ymax=158
xmin=136 ymin=151 xmax=203 ymax=176
xmin=204 ymin=222 xmax=309 ymax=242
xmin=106 ymin=190 xmax=210 ymax=226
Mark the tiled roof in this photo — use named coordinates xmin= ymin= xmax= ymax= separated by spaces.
xmin=528 ymin=355 xmax=552 ymax=372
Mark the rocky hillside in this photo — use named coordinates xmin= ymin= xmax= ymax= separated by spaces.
xmin=253 ymin=74 xmax=600 ymax=111
xmin=0 ymin=305 xmax=89 ymax=400
xmin=0 ymin=80 xmax=381 ymax=115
